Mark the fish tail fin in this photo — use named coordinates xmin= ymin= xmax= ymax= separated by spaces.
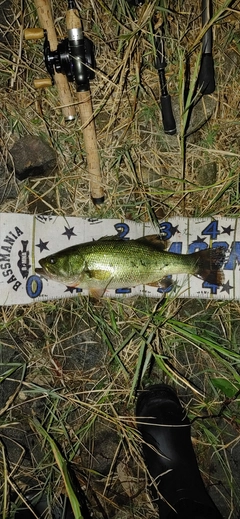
xmin=192 ymin=247 xmax=226 ymax=286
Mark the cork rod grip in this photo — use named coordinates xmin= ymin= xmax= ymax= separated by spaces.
xmin=33 ymin=0 xmax=75 ymax=121
xmin=66 ymin=8 xmax=82 ymax=31
xmin=77 ymin=91 xmax=104 ymax=203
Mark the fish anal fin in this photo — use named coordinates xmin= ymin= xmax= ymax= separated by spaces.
xmin=148 ymin=276 xmax=175 ymax=289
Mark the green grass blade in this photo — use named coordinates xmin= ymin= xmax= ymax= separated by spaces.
xmin=32 ymin=418 xmax=83 ymax=519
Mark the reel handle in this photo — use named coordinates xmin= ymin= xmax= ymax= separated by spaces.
xmin=34 ymin=78 xmax=53 ymax=89
xmin=24 ymin=28 xmax=45 ymax=40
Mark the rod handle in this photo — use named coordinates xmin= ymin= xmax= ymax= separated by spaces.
xmin=66 ymin=8 xmax=82 ymax=31
xmin=34 ymin=0 xmax=58 ymax=47
xmin=197 ymin=53 xmax=215 ymax=94
xmin=161 ymin=95 xmax=176 ymax=135
xmin=24 ymin=27 xmax=45 ymax=40
xmin=77 ymin=91 xmax=104 ymax=204
xmin=198 ymin=0 xmax=215 ymax=94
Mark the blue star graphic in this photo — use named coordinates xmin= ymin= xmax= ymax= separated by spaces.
xmin=65 ymin=286 xmax=82 ymax=293
xmin=220 ymin=280 xmax=233 ymax=294
xmin=36 ymin=239 xmax=49 ymax=252
xmin=171 ymin=225 xmax=179 ymax=236
xmin=191 ymin=236 xmax=207 ymax=244
xmin=62 ymin=226 xmax=77 ymax=240
xmin=221 ymin=226 xmax=234 ymax=236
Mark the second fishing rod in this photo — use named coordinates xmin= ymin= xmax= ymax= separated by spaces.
xmin=154 ymin=0 xmax=215 ymax=135
xmin=65 ymin=0 xmax=104 ymax=204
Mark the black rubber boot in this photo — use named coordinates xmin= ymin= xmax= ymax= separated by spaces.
xmin=136 ymin=384 xmax=224 ymax=519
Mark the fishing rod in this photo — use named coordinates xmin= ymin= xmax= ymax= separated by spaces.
xmin=154 ymin=17 xmax=176 ymax=135
xmin=197 ymin=0 xmax=215 ymax=94
xmin=25 ymin=0 xmax=104 ymax=205
xmin=126 ymin=0 xmax=176 ymax=135
xmin=65 ymin=0 xmax=104 ymax=204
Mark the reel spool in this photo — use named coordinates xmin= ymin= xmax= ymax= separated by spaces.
xmin=24 ymin=28 xmax=95 ymax=91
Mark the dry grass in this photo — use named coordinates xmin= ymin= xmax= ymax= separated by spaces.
xmin=1 ymin=0 xmax=240 ymax=518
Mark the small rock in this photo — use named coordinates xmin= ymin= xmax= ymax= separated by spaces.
xmin=198 ymin=162 xmax=217 ymax=186
xmin=10 ymin=135 xmax=57 ymax=181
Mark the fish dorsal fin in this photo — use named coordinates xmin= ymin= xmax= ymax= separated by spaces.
xmin=97 ymin=235 xmax=122 ymax=241
xmin=97 ymin=234 xmax=169 ymax=249
xmin=136 ymin=234 xmax=168 ymax=250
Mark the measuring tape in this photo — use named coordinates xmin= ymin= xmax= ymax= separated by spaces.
xmin=0 ymin=213 xmax=237 ymax=305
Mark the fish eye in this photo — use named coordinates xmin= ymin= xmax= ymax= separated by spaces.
xmin=49 ymin=257 xmax=55 ymax=264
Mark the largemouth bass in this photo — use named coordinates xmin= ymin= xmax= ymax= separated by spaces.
xmin=35 ymin=235 xmax=226 ymax=296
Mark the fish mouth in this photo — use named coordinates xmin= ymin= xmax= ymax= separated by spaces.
xmin=35 ymin=267 xmax=75 ymax=285
xmin=35 ymin=267 xmax=49 ymax=280
xmin=35 ymin=267 xmax=44 ymax=275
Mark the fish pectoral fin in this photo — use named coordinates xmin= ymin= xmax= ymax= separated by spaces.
xmin=136 ymin=235 xmax=169 ymax=250
xmin=84 ymin=268 xmax=112 ymax=281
